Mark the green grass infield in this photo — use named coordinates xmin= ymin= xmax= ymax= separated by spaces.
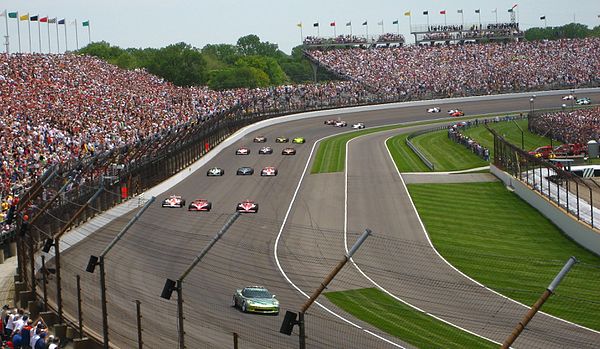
xmin=325 ymin=288 xmax=497 ymax=349
xmin=407 ymin=182 xmax=600 ymax=330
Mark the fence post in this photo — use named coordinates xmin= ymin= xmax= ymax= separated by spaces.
xmin=136 ymin=300 xmax=143 ymax=349
xmin=76 ymin=275 xmax=83 ymax=339
xmin=41 ymin=255 xmax=47 ymax=311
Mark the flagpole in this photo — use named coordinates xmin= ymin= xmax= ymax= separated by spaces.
xmin=88 ymin=23 xmax=91 ymax=44
xmin=17 ymin=12 xmax=21 ymax=53
xmin=478 ymin=12 xmax=481 ymax=28
xmin=74 ymin=19 xmax=79 ymax=50
xmin=427 ymin=13 xmax=430 ymax=29
xmin=64 ymin=21 xmax=68 ymax=52
xmin=3 ymin=11 xmax=8 ymax=53
xmin=56 ymin=21 xmax=60 ymax=53
xmin=333 ymin=23 xmax=336 ymax=37
xmin=299 ymin=24 xmax=303 ymax=43
xmin=461 ymin=12 xmax=464 ymax=26
xmin=381 ymin=21 xmax=384 ymax=35
xmin=47 ymin=18 xmax=51 ymax=52
xmin=38 ymin=19 xmax=42 ymax=53
xmin=396 ymin=22 xmax=399 ymax=35
xmin=495 ymin=9 xmax=498 ymax=24
xmin=350 ymin=23 xmax=352 ymax=37
xmin=444 ymin=13 xmax=447 ymax=26
xmin=409 ymin=15 xmax=412 ymax=33
xmin=28 ymin=17 xmax=32 ymax=53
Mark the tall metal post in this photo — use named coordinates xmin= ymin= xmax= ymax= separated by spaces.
xmin=177 ymin=280 xmax=184 ymax=349
xmin=298 ymin=312 xmax=306 ymax=349
xmin=55 ymin=238 xmax=63 ymax=323
xmin=501 ymin=257 xmax=577 ymax=348
xmin=100 ymin=256 xmax=108 ymax=349
xmin=76 ymin=275 xmax=83 ymax=339
xmin=29 ymin=235 xmax=36 ymax=294
xmin=41 ymin=255 xmax=48 ymax=311
xmin=136 ymin=300 xmax=143 ymax=349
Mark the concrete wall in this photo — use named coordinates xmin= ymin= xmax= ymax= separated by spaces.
xmin=491 ymin=165 xmax=600 ymax=256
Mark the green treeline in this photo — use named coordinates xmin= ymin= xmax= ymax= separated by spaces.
xmin=524 ymin=22 xmax=600 ymax=41
xmin=78 ymin=23 xmax=600 ymax=89
xmin=78 ymin=34 xmax=337 ymax=89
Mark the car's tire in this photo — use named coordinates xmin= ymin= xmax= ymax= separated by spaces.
xmin=241 ymin=301 xmax=247 ymax=313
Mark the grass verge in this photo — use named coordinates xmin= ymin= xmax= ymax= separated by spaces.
xmin=407 ymin=182 xmax=600 ymax=330
xmin=325 ymin=288 xmax=498 ymax=349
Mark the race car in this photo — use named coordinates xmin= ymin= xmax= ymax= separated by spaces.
xmin=260 ymin=166 xmax=278 ymax=176
xmin=188 ymin=199 xmax=212 ymax=212
xmin=236 ymin=147 xmax=250 ymax=155
xmin=576 ymin=98 xmax=591 ymax=105
xmin=562 ymin=94 xmax=575 ymax=100
xmin=258 ymin=146 xmax=273 ymax=155
xmin=233 ymin=286 xmax=279 ymax=315
xmin=236 ymin=167 xmax=254 ymax=175
xmin=427 ymin=107 xmax=441 ymax=113
xmin=253 ymin=136 xmax=267 ymax=143
xmin=206 ymin=167 xmax=224 ymax=176
xmin=162 ymin=195 xmax=185 ymax=208
xmin=528 ymin=145 xmax=556 ymax=159
xmin=236 ymin=200 xmax=259 ymax=213
xmin=334 ymin=120 xmax=347 ymax=127
xmin=292 ymin=137 xmax=305 ymax=144
xmin=352 ymin=122 xmax=365 ymax=129
xmin=275 ymin=137 xmax=289 ymax=143
xmin=282 ymin=148 xmax=296 ymax=155
xmin=448 ymin=109 xmax=465 ymax=117
xmin=324 ymin=119 xmax=337 ymax=125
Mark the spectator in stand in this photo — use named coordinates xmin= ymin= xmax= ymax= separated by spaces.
xmin=10 ymin=329 xmax=21 ymax=349
xmin=529 ymin=106 xmax=600 ymax=144
xmin=20 ymin=319 xmax=32 ymax=349
xmin=47 ymin=336 xmax=58 ymax=349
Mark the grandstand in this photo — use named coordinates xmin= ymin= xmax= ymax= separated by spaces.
xmin=410 ymin=22 xmax=524 ymax=45
xmin=303 ymin=33 xmax=405 ymax=48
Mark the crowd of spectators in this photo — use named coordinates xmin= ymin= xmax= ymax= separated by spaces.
xmin=1 ymin=38 xmax=599 ymax=227
xmin=376 ymin=33 xmax=405 ymax=43
xmin=529 ymin=106 xmax=600 ymax=144
xmin=1 ymin=305 xmax=58 ymax=348
xmin=448 ymin=124 xmax=490 ymax=161
xmin=307 ymin=38 xmax=600 ymax=97
xmin=303 ymin=35 xmax=368 ymax=46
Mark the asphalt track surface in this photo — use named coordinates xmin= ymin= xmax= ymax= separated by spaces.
xmin=48 ymin=91 xmax=600 ymax=348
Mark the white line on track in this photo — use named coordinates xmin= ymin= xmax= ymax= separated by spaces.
xmin=382 ymin=133 xmax=600 ymax=335
xmin=273 ymin=132 xmax=406 ymax=348
xmin=344 ymin=133 xmax=502 ymax=345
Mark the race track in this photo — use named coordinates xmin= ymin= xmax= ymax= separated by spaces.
xmin=48 ymin=91 xmax=600 ymax=348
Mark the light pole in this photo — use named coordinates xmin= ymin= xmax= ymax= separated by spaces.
xmin=570 ymin=89 xmax=575 ymax=111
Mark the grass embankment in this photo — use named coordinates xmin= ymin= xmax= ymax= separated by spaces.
xmin=325 ymin=288 xmax=497 ymax=349
xmin=408 ymin=182 xmax=600 ymax=330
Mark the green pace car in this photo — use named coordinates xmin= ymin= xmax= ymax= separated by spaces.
xmin=292 ymin=137 xmax=305 ymax=144
xmin=233 ymin=286 xmax=280 ymax=315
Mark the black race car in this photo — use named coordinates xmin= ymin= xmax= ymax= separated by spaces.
xmin=253 ymin=136 xmax=267 ymax=143
xmin=258 ymin=146 xmax=273 ymax=155
xmin=275 ymin=137 xmax=289 ymax=143
xmin=236 ymin=167 xmax=254 ymax=175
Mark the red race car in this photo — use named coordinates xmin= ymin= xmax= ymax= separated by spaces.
xmin=236 ymin=200 xmax=258 ymax=213
xmin=188 ymin=199 xmax=212 ymax=211
xmin=448 ymin=109 xmax=465 ymax=117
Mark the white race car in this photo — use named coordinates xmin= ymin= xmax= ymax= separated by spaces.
xmin=427 ymin=107 xmax=441 ymax=113
xmin=352 ymin=123 xmax=365 ymax=129
xmin=162 ymin=195 xmax=186 ymax=208
xmin=260 ymin=166 xmax=278 ymax=176
xmin=562 ymin=94 xmax=575 ymax=100
xmin=334 ymin=121 xmax=347 ymax=127
xmin=236 ymin=147 xmax=250 ymax=155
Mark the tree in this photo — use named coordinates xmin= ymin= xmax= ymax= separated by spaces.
xmin=235 ymin=55 xmax=288 ymax=85
xmin=208 ymin=66 xmax=269 ymax=90
xmin=79 ymin=41 xmax=123 ymax=60
xmin=236 ymin=34 xmax=281 ymax=57
xmin=146 ymin=42 xmax=207 ymax=86
xmin=201 ymin=44 xmax=239 ymax=65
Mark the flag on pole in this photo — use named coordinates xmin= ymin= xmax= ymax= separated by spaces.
xmin=511 ymin=4 xmax=518 ymax=9
xmin=8 ymin=12 xmax=18 ymax=18
xmin=492 ymin=9 xmax=497 ymax=13
xmin=404 ymin=11 xmax=411 ymax=16
xmin=362 ymin=21 xmax=367 ymax=25
xmin=346 ymin=21 xmax=351 ymax=26
xmin=40 ymin=17 xmax=48 ymax=23
xmin=508 ymin=8 xmax=513 ymax=12
xmin=30 ymin=15 xmax=39 ymax=21
xmin=296 ymin=22 xmax=302 ymax=28
xmin=82 ymin=21 xmax=90 ymax=27
xmin=330 ymin=21 xmax=335 ymax=26
xmin=377 ymin=20 xmax=383 ymax=25
xmin=0 ymin=10 xmax=5 ymax=18
xmin=48 ymin=18 xmax=57 ymax=24
xmin=422 ymin=11 xmax=429 ymax=15
xmin=457 ymin=9 xmax=463 ymax=14
xmin=58 ymin=19 xmax=65 ymax=24
xmin=392 ymin=20 xmax=398 ymax=24
xmin=20 ymin=13 xmax=29 ymax=21
xmin=313 ymin=22 xmax=319 ymax=27
xmin=70 ymin=20 xmax=76 ymax=25
xmin=475 ymin=9 xmax=480 ymax=14
xmin=540 ymin=16 xmax=546 ymax=20
xmin=440 ymin=10 xmax=446 ymax=15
